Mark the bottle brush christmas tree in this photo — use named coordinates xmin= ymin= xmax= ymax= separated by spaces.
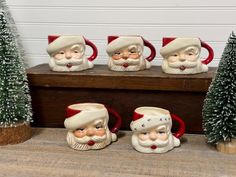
xmin=202 ymin=32 xmax=236 ymax=154
xmin=0 ymin=9 xmax=32 ymax=145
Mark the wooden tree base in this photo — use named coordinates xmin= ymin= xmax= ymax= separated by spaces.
xmin=216 ymin=139 xmax=236 ymax=154
xmin=0 ymin=122 xmax=31 ymax=145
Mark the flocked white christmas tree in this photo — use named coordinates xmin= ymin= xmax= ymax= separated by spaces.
xmin=0 ymin=1 xmax=33 ymax=145
xmin=202 ymin=32 xmax=236 ymax=153
xmin=0 ymin=4 xmax=32 ymax=127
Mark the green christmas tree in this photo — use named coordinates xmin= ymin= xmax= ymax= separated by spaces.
xmin=0 ymin=0 xmax=28 ymax=67
xmin=0 ymin=10 xmax=32 ymax=127
xmin=202 ymin=32 xmax=236 ymax=146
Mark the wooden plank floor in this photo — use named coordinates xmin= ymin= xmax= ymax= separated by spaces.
xmin=0 ymin=128 xmax=235 ymax=177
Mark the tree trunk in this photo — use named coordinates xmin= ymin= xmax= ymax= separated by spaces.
xmin=216 ymin=139 xmax=236 ymax=154
xmin=0 ymin=122 xmax=31 ymax=145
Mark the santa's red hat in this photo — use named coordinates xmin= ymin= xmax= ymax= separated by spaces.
xmin=160 ymin=37 xmax=201 ymax=57
xmin=46 ymin=35 xmax=85 ymax=55
xmin=64 ymin=103 xmax=108 ymax=131
xmin=130 ymin=107 xmax=172 ymax=132
xmin=106 ymin=36 xmax=144 ymax=55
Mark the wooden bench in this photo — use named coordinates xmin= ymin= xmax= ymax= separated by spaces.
xmin=27 ymin=64 xmax=216 ymax=133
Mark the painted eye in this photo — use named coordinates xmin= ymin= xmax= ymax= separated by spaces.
xmin=59 ymin=51 xmax=65 ymax=54
xmin=188 ymin=53 xmax=193 ymax=56
xmin=158 ymin=131 xmax=166 ymax=134
xmin=76 ymin=128 xmax=84 ymax=131
xmin=130 ymin=50 xmax=136 ymax=54
xmin=173 ymin=54 xmax=178 ymax=57
xmin=114 ymin=52 xmax=121 ymax=55
xmin=142 ymin=132 xmax=148 ymax=135
xmin=74 ymin=50 xmax=79 ymax=53
xmin=95 ymin=125 xmax=103 ymax=129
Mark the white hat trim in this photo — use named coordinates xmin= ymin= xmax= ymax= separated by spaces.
xmin=47 ymin=35 xmax=85 ymax=55
xmin=106 ymin=36 xmax=144 ymax=55
xmin=160 ymin=38 xmax=201 ymax=57
xmin=64 ymin=108 xmax=108 ymax=131
xmin=130 ymin=114 xmax=171 ymax=132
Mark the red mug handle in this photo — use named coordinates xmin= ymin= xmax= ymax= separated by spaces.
xmin=201 ymin=41 xmax=214 ymax=65
xmin=170 ymin=114 xmax=185 ymax=138
xmin=143 ymin=38 xmax=156 ymax=62
xmin=84 ymin=38 xmax=98 ymax=62
xmin=105 ymin=106 xmax=122 ymax=133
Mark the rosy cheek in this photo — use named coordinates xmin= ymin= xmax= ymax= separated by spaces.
xmin=73 ymin=131 xmax=86 ymax=138
xmin=157 ymin=133 xmax=168 ymax=141
xmin=167 ymin=56 xmax=178 ymax=63
xmin=95 ymin=128 xmax=106 ymax=136
xmin=112 ymin=55 xmax=121 ymax=60
xmin=72 ymin=53 xmax=83 ymax=59
xmin=129 ymin=53 xmax=140 ymax=59
xmin=53 ymin=54 xmax=64 ymax=60
xmin=138 ymin=134 xmax=149 ymax=141
xmin=186 ymin=55 xmax=198 ymax=61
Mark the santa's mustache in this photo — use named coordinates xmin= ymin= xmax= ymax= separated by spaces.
xmin=168 ymin=60 xmax=198 ymax=68
xmin=74 ymin=135 xmax=107 ymax=144
xmin=112 ymin=58 xmax=140 ymax=66
xmin=138 ymin=138 xmax=169 ymax=147
xmin=52 ymin=57 xmax=83 ymax=66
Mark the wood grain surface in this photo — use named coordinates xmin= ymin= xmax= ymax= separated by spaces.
xmin=0 ymin=128 xmax=235 ymax=177
xmin=27 ymin=64 xmax=216 ymax=92
xmin=27 ymin=64 xmax=217 ymax=133
xmin=29 ymin=87 xmax=206 ymax=133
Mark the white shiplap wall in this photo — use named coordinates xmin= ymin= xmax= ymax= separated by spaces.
xmin=6 ymin=0 xmax=236 ymax=67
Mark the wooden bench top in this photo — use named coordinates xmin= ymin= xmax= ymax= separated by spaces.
xmin=27 ymin=64 xmax=217 ymax=92
xmin=0 ymin=128 xmax=235 ymax=177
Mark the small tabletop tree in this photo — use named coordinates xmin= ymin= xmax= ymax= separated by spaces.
xmin=202 ymin=32 xmax=236 ymax=154
xmin=0 ymin=9 xmax=32 ymax=145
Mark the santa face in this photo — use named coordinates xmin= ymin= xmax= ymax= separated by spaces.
xmin=131 ymin=125 xmax=180 ymax=153
xmin=66 ymin=119 xmax=116 ymax=150
xmin=49 ymin=44 xmax=93 ymax=72
xmin=108 ymin=45 xmax=150 ymax=71
xmin=162 ymin=46 xmax=208 ymax=74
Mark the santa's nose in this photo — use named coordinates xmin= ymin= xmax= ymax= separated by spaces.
xmin=179 ymin=58 xmax=186 ymax=62
xmin=179 ymin=54 xmax=186 ymax=62
xmin=122 ymin=52 xmax=129 ymax=59
xmin=86 ymin=129 xmax=95 ymax=136
xmin=149 ymin=131 xmax=157 ymax=141
xmin=65 ymin=52 xmax=72 ymax=59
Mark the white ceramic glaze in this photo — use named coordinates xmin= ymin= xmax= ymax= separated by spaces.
xmin=160 ymin=37 xmax=213 ymax=74
xmin=64 ymin=103 xmax=120 ymax=150
xmin=130 ymin=107 xmax=183 ymax=153
xmin=47 ymin=35 xmax=97 ymax=72
xmin=106 ymin=36 xmax=156 ymax=71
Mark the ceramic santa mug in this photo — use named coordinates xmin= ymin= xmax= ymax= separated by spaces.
xmin=106 ymin=35 xmax=156 ymax=71
xmin=160 ymin=37 xmax=214 ymax=74
xmin=130 ymin=107 xmax=185 ymax=153
xmin=64 ymin=103 xmax=122 ymax=150
xmin=46 ymin=35 xmax=98 ymax=72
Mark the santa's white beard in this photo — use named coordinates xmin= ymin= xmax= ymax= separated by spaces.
xmin=131 ymin=133 xmax=180 ymax=153
xmin=162 ymin=59 xmax=208 ymax=74
xmin=74 ymin=134 xmax=106 ymax=143
xmin=66 ymin=130 xmax=116 ymax=150
xmin=168 ymin=60 xmax=198 ymax=69
xmin=108 ymin=56 xmax=151 ymax=71
xmin=138 ymin=138 xmax=169 ymax=147
xmin=49 ymin=56 xmax=94 ymax=72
